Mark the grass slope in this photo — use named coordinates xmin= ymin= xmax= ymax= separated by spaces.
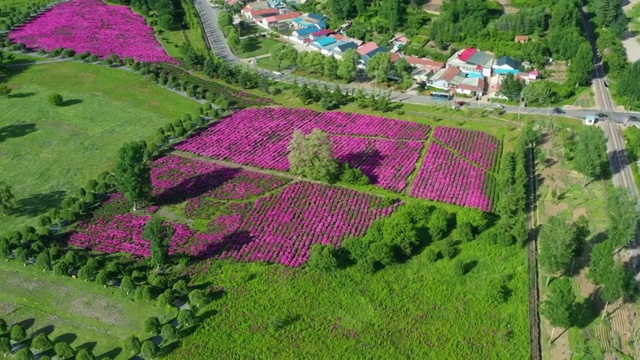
xmin=171 ymin=239 xmax=529 ymax=359
xmin=0 ymin=62 xmax=199 ymax=231
xmin=0 ymin=261 xmax=164 ymax=359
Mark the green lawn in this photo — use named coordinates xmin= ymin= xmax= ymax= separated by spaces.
xmin=0 ymin=62 xmax=200 ymax=231
xmin=0 ymin=261 xmax=167 ymax=359
xmin=170 ymin=237 xmax=529 ymax=359
xmin=237 ymin=37 xmax=280 ymax=58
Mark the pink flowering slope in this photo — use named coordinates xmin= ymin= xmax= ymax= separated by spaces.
xmin=151 ymin=155 xmax=290 ymax=203
xmin=176 ymin=108 xmax=429 ymax=191
xmin=69 ymin=182 xmax=399 ymax=267
xmin=433 ymin=127 xmax=500 ymax=170
xmin=68 ymin=213 xmax=193 ymax=257
xmin=409 ymin=141 xmax=492 ymax=211
xmin=8 ymin=0 xmax=176 ymax=63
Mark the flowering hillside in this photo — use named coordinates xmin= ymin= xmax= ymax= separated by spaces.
xmin=8 ymin=0 xmax=176 ymax=63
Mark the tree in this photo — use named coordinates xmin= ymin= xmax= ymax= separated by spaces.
xmin=32 ymin=333 xmax=53 ymax=351
xmin=15 ymin=348 xmax=33 ymax=360
xmin=600 ymin=263 xmax=636 ymax=308
xmin=606 ymin=187 xmax=638 ymax=248
xmin=124 ymin=336 xmax=142 ymax=356
xmin=0 ymin=318 xmax=6 ymax=333
xmin=47 ymin=93 xmax=64 ymax=106
xmin=306 ymin=244 xmax=338 ymax=272
xmin=75 ymin=349 xmax=95 ymax=360
xmin=143 ymin=216 xmax=173 ymax=268
xmin=113 ymin=142 xmax=152 ymax=211
xmin=366 ymin=52 xmax=391 ymax=83
xmin=120 ymin=275 xmax=135 ymax=294
xmin=617 ymin=61 xmax=640 ymax=108
xmin=538 ymin=215 xmax=580 ymax=279
xmin=161 ymin=323 xmax=180 ymax=343
xmin=53 ymin=261 xmax=69 ymax=277
xmin=0 ymin=337 xmax=10 ymax=356
xmin=269 ymin=44 xmax=297 ymax=70
xmin=217 ymin=11 xmax=232 ymax=30
xmin=188 ymin=289 xmax=207 ymax=308
xmin=323 ymin=56 xmax=339 ymax=79
xmin=177 ymin=309 xmax=196 ymax=328
xmin=337 ymin=49 xmax=359 ymax=82
xmin=594 ymin=0 xmax=621 ymax=28
xmin=522 ymin=81 xmax=557 ymax=106
xmin=35 ymin=252 xmax=51 ymax=271
xmin=227 ymin=29 xmax=241 ymax=52
xmin=541 ymin=277 xmax=576 ymax=329
xmin=172 ymin=279 xmax=188 ymax=296
xmin=452 ymin=259 xmax=465 ymax=276
xmin=0 ymin=84 xmax=11 ymax=98
xmin=96 ymin=270 xmax=109 ymax=287
xmin=54 ymin=342 xmax=74 ymax=359
xmin=140 ymin=340 xmax=158 ymax=359
xmin=288 ymin=130 xmax=340 ymax=182
xmin=0 ymin=181 xmax=15 ymax=215
xmin=143 ymin=317 xmax=161 ymax=335
xmin=10 ymin=324 xmax=26 ymax=342
xmin=573 ymin=127 xmax=608 ymax=182
xmin=428 ymin=208 xmax=450 ymax=241
xmin=568 ymin=42 xmax=594 ymax=87
xmin=499 ymin=73 xmax=524 ymax=101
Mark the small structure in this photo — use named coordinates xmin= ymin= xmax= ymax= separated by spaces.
xmin=310 ymin=36 xmax=336 ymax=50
xmin=332 ymin=34 xmax=362 ymax=46
xmin=457 ymin=77 xmax=485 ymax=96
xmin=261 ymin=11 xmax=301 ymax=30
xmin=446 ymin=48 xmax=494 ymax=77
xmin=514 ymin=35 xmax=529 ymax=43
xmin=329 ymin=41 xmax=358 ymax=59
xmin=357 ymin=41 xmax=386 ymax=64
xmin=389 ymin=34 xmax=410 ymax=53
xmin=493 ymin=56 xmax=521 ymax=75
xmin=406 ymin=56 xmax=444 ymax=73
xmin=429 ymin=67 xmax=464 ymax=90
xmin=309 ymin=29 xmax=333 ymax=40
xmin=585 ymin=115 xmax=596 ymax=125
xmin=242 ymin=1 xmax=270 ymax=11
xmin=242 ymin=7 xmax=279 ymax=21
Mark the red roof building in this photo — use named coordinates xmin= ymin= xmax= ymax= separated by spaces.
xmin=406 ymin=56 xmax=444 ymax=72
xmin=264 ymin=12 xmax=301 ymax=23
xmin=310 ymin=29 xmax=334 ymax=37
xmin=357 ymin=42 xmax=379 ymax=56
xmin=458 ymin=48 xmax=477 ymax=62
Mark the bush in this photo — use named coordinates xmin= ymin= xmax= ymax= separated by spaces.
xmin=428 ymin=208 xmax=450 ymax=241
xmin=452 ymin=259 xmax=465 ymax=276
xmin=306 ymin=244 xmax=338 ymax=272
xmin=339 ymin=163 xmax=370 ymax=185
xmin=47 ymin=93 xmax=64 ymax=106
xmin=443 ymin=244 xmax=457 ymax=259
xmin=424 ymin=248 xmax=438 ymax=262
xmin=124 ymin=336 xmax=141 ymax=356
xmin=140 ymin=340 xmax=158 ymax=359
xmin=15 ymin=348 xmax=33 ymax=360
xmin=143 ymin=317 xmax=161 ymax=335
xmin=54 ymin=342 xmax=75 ymax=359
xmin=10 ymin=324 xmax=26 ymax=342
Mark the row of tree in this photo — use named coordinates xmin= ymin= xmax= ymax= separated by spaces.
xmin=0 ymin=320 xmax=95 ymax=359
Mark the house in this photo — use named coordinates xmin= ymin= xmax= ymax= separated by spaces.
xmin=242 ymin=7 xmax=279 ymax=21
xmin=309 ymin=29 xmax=333 ymax=40
xmin=493 ymin=56 xmax=521 ymax=75
xmin=242 ymin=1 xmax=270 ymax=11
xmin=291 ymin=13 xmax=327 ymax=30
xmin=333 ymin=34 xmax=362 ymax=46
xmin=585 ymin=115 xmax=596 ymax=125
xmin=389 ymin=34 xmax=410 ymax=53
xmin=514 ymin=35 xmax=529 ymax=43
xmin=330 ymin=41 xmax=358 ymax=59
xmin=457 ymin=77 xmax=485 ymax=96
xmin=267 ymin=0 xmax=287 ymax=10
xmin=357 ymin=42 xmax=386 ymax=63
xmin=310 ymin=36 xmax=337 ymax=50
xmin=260 ymin=12 xmax=301 ymax=30
xmin=412 ymin=68 xmax=432 ymax=83
xmin=292 ymin=25 xmax=322 ymax=40
xmin=406 ymin=56 xmax=444 ymax=73
xmin=429 ymin=67 xmax=465 ymax=90
xmin=446 ymin=48 xmax=495 ymax=77
xmin=226 ymin=0 xmax=243 ymax=6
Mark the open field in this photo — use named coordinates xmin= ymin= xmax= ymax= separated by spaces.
xmin=0 ymin=261 xmax=165 ymax=359
xmin=237 ymin=37 xmax=280 ymax=58
xmin=0 ymin=62 xmax=200 ymax=231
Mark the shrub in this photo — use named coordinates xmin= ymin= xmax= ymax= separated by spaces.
xmin=15 ymin=348 xmax=33 ymax=360
xmin=0 ymin=318 xmax=6 ymax=334
xmin=424 ymin=248 xmax=438 ymax=262
xmin=339 ymin=163 xmax=370 ymax=185
xmin=124 ymin=336 xmax=141 ymax=356
xmin=428 ymin=208 xmax=450 ymax=241
xmin=54 ymin=342 xmax=75 ymax=359
xmin=452 ymin=259 xmax=465 ymax=276
xmin=140 ymin=340 xmax=158 ymax=359
xmin=160 ymin=323 xmax=180 ymax=343
xmin=75 ymin=349 xmax=95 ymax=360
xmin=10 ymin=324 xmax=26 ymax=342
xmin=47 ymin=93 xmax=64 ymax=106
xmin=443 ymin=244 xmax=457 ymax=259
xmin=143 ymin=317 xmax=161 ymax=335
xmin=177 ymin=309 xmax=196 ymax=328
xmin=306 ymin=244 xmax=338 ymax=272
xmin=135 ymin=285 xmax=154 ymax=301
xmin=32 ymin=333 xmax=53 ymax=351
xmin=172 ymin=279 xmax=188 ymax=295
xmin=0 ymin=337 xmax=10 ymax=356
xmin=188 ymin=289 xmax=207 ymax=308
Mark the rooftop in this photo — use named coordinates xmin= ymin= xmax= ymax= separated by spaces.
xmin=265 ymin=12 xmax=301 ymax=22
xmin=357 ymin=42 xmax=380 ymax=56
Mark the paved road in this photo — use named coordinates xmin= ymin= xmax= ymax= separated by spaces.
xmin=193 ymin=0 xmax=640 ymax=122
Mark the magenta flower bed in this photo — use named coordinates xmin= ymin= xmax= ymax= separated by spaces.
xmin=176 ymin=108 xmax=429 ymax=191
xmin=410 ymin=142 xmax=492 ymax=211
xmin=151 ymin=155 xmax=289 ymax=203
xmin=8 ymin=0 xmax=176 ymax=63
xmin=68 ymin=213 xmax=193 ymax=257
xmin=69 ymin=182 xmax=398 ymax=267
xmin=433 ymin=127 xmax=499 ymax=170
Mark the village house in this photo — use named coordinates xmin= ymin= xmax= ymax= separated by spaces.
xmin=259 ymin=11 xmax=301 ymax=30
xmin=242 ymin=1 xmax=270 ymax=11
xmin=457 ymin=77 xmax=485 ymax=97
xmin=357 ymin=42 xmax=386 ymax=64
xmin=389 ymin=34 xmax=410 ymax=53
xmin=492 ymin=56 xmax=521 ymax=75
xmin=429 ymin=67 xmax=465 ymax=90
xmin=446 ymin=48 xmax=494 ymax=77
xmin=241 ymin=7 xmax=279 ymax=22
xmin=514 ymin=35 xmax=529 ymax=43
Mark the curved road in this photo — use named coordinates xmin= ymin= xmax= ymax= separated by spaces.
xmin=193 ymin=0 xmax=640 ymax=122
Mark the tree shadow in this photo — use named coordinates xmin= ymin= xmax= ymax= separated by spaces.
xmin=75 ymin=341 xmax=97 ymax=353
xmin=337 ymin=149 xmax=383 ymax=184
xmin=155 ymin=167 xmax=242 ymax=206
xmin=159 ymin=341 xmax=181 ymax=357
xmin=570 ymin=232 xmax=609 ymax=276
xmin=53 ymin=333 xmax=77 ymax=344
xmin=8 ymin=92 xmax=36 ymax=99
xmin=464 ymin=260 xmax=478 ymax=274
xmin=17 ymin=318 xmax=35 ymax=331
xmin=195 ymin=230 xmax=254 ymax=259
xmin=0 ymin=123 xmax=37 ymax=143
xmin=31 ymin=324 xmax=54 ymax=337
xmin=14 ymin=190 xmax=67 ymax=217
xmin=573 ymin=297 xmax=599 ymax=328
xmin=97 ymin=347 xmax=122 ymax=360
xmin=61 ymin=99 xmax=82 ymax=107
xmin=606 ymin=149 xmax=631 ymax=178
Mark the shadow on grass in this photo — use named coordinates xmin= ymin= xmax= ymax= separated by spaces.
xmin=76 ymin=341 xmax=97 ymax=353
xmin=0 ymin=123 xmax=37 ymax=143
xmin=62 ymin=99 xmax=82 ymax=107
xmin=97 ymin=347 xmax=122 ymax=360
xmin=32 ymin=324 xmax=55 ymax=336
xmin=15 ymin=190 xmax=67 ymax=217
xmin=8 ymin=92 xmax=36 ymax=99
xmin=53 ymin=332 xmax=77 ymax=344
xmin=17 ymin=318 xmax=35 ymax=331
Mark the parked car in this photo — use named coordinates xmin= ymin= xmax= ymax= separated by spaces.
xmin=595 ymin=112 xmax=608 ymax=118
xmin=626 ymin=115 xmax=639 ymax=122
xmin=552 ymin=107 xmax=565 ymax=114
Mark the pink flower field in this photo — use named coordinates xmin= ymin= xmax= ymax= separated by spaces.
xmin=8 ymin=0 xmax=176 ymax=63
xmin=176 ymin=108 xmax=430 ymax=191
xmin=410 ymin=142 xmax=493 ymax=211
xmin=433 ymin=127 xmax=500 ymax=170
xmin=69 ymin=182 xmax=398 ymax=267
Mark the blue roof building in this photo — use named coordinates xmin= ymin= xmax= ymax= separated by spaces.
xmin=311 ymin=36 xmax=337 ymax=49
xmin=493 ymin=56 xmax=521 ymax=75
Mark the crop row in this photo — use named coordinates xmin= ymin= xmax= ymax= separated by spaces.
xmin=433 ymin=127 xmax=499 ymax=170
xmin=8 ymin=0 xmax=176 ymax=64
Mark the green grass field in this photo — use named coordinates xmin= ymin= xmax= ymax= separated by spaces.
xmin=0 ymin=62 xmax=200 ymax=231
xmin=237 ymin=37 xmax=280 ymax=58
xmin=0 ymin=261 xmax=167 ymax=359
xmin=169 ymin=238 xmax=529 ymax=359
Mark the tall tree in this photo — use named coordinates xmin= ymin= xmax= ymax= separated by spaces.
xmin=113 ymin=142 xmax=152 ymax=211
xmin=140 ymin=340 xmax=158 ymax=359
xmin=124 ymin=336 xmax=142 ymax=357
xmin=538 ymin=215 xmax=580 ymax=280
xmin=288 ymin=130 xmax=340 ymax=182
xmin=337 ymin=49 xmax=359 ymax=82
xmin=366 ymin=52 xmax=391 ymax=83
xmin=606 ymin=187 xmax=638 ymax=248
xmin=323 ymin=56 xmax=339 ymax=79
xmin=541 ymin=277 xmax=576 ymax=329
xmin=499 ymin=73 xmax=524 ymax=101
xmin=594 ymin=0 xmax=621 ymax=28
xmin=572 ymin=127 xmax=608 ymax=182
xmin=143 ymin=216 xmax=173 ymax=268
xmin=269 ymin=44 xmax=297 ymax=71
xmin=617 ymin=61 xmax=640 ymax=108
xmin=568 ymin=42 xmax=594 ymax=87
xmin=0 ymin=181 xmax=15 ymax=215
xmin=380 ymin=0 xmax=406 ymax=30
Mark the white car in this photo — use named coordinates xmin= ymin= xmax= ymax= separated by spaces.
xmin=272 ymin=71 xmax=282 ymax=76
